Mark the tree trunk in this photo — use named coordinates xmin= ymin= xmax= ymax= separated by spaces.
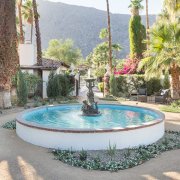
xmin=146 ymin=0 xmax=150 ymax=49
xmin=0 ymin=78 xmax=11 ymax=108
xmin=106 ymin=0 xmax=112 ymax=73
xmin=31 ymin=24 xmax=33 ymax=44
xmin=170 ymin=62 xmax=180 ymax=100
xmin=132 ymin=9 xmax=139 ymax=17
xmin=105 ymin=35 xmax=107 ymax=43
xmin=116 ymin=49 xmax=118 ymax=58
xmin=98 ymin=62 xmax=100 ymax=67
xmin=18 ymin=1 xmax=24 ymax=44
xmin=32 ymin=0 xmax=42 ymax=66
xmin=0 ymin=0 xmax=19 ymax=108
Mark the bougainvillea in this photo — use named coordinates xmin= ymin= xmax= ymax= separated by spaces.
xmin=114 ymin=54 xmax=142 ymax=75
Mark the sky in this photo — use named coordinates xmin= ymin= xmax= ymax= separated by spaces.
xmin=48 ymin=0 xmax=163 ymax=15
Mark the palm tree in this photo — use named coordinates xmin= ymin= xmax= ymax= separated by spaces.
xmin=22 ymin=0 xmax=40 ymax=44
xmin=138 ymin=23 xmax=180 ymax=99
xmin=16 ymin=16 xmax=25 ymax=43
xmin=163 ymin=0 xmax=180 ymax=21
xmin=16 ymin=0 xmax=24 ymax=44
xmin=128 ymin=0 xmax=144 ymax=16
xmin=156 ymin=9 xmax=170 ymax=23
xmin=92 ymin=42 xmax=109 ymax=67
xmin=99 ymin=28 xmax=108 ymax=43
xmin=146 ymin=0 xmax=150 ymax=49
xmin=0 ymin=0 xmax=19 ymax=108
xmin=112 ymin=44 xmax=122 ymax=58
xmin=106 ymin=0 xmax=112 ymax=73
xmin=32 ymin=0 xmax=42 ymax=66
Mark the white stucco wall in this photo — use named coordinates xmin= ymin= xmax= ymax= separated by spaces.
xmin=19 ymin=44 xmax=37 ymax=66
xmin=16 ymin=121 xmax=164 ymax=150
xmin=42 ymin=70 xmax=50 ymax=98
xmin=21 ymin=69 xmax=35 ymax=74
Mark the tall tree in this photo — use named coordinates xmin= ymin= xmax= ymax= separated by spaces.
xmin=16 ymin=0 xmax=24 ymax=44
xmin=112 ymin=44 xmax=122 ymax=58
xmin=99 ymin=28 xmax=108 ymax=43
xmin=163 ymin=0 xmax=180 ymax=21
xmin=32 ymin=0 xmax=42 ymax=66
xmin=0 ymin=0 xmax=19 ymax=108
xmin=43 ymin=39 xmax=82 ymax=65
xmin=22 ymin=0 xmax=39 ymax=44
xmin=128 ymin=0 xmax=144 ymax=17
xmin=138 ymin=23 xmax=180 ymax=100
xmin=106 ymin=0 xmax=112 ymax=73
xmin=16 ymin=16 xmax=25 ymax=43
xmin=156 ymin=9 xmax=170 ymax=23
xmin=128 ymin=0 xmax=146 ymax=58
xmin=146 ymin=0 xmax=149 ymax=49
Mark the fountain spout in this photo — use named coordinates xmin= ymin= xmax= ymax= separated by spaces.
xmin=81 ymin=78 xmax=101 ymax=116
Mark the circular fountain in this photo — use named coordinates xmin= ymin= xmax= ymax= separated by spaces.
xmin=16 ymin=79 xmax=165 ymax=150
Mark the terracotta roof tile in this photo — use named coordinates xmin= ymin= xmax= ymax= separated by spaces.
xmin=34 ymin=58 xmax=70 ymax=69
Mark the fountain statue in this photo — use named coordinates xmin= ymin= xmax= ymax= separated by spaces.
xmin=81 ymin=78 xmax=101 ymax=116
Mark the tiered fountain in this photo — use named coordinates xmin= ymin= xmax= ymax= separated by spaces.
xmin=16 ymin=75 xmax=165 ymax=150
xmin=81 ymin=78 xmax=101 ymax=116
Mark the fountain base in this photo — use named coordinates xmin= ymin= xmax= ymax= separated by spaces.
xmin=81 ymin=100 xmax=101 ymax=117
xmin=81 ymin=112 xmax=102 ymax=117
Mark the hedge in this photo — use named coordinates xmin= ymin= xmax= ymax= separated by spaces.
xmin=114 ymin=75 xmax=162 ymax=95
xmin=98 ymin=82 xmax=104 ymax=92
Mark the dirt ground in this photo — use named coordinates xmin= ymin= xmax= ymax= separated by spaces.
xmin=0 ymin=87 xmax=180 ymax=180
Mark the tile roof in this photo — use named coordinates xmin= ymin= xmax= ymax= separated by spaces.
xmin=35 ymin=58 xmax=70 ymax=69
xmin=77 ymin=64 xmax=92 ymax=68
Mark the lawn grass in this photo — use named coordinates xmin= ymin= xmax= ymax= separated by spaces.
xmin=59 ymin=100 xmax=79 ymax=104
xmin=116 ymin=98 xmax=128 ymax=102
xmin=158 ymin=106 xmax=180 ymax=113
xmin=99 ymin=98 xmax=117 ymax=101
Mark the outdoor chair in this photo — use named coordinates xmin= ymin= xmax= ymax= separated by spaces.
xmin=137 ymin=88 xmax=147 ymax=102
xmin=155 ymin=89 xmax=170 ymax=104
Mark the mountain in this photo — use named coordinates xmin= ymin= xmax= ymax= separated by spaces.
xmin=25 ymin=0 xmax=157 ymax=59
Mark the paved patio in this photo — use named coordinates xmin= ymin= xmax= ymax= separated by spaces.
xmin=0 ymin=85 xmax=180 ymax=180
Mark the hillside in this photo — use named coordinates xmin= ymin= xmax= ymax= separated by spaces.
xmin=25 ymin=0 xmax=157 ymax=59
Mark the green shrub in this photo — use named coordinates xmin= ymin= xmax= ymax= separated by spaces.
xmin=107 ymin=141 xmax=116 ymax=161
xmin=17 ymin=68 xmax=29 ymax=106
xmin=98 ymin=82 xmax=104 ymax=92
xmin=79 ymin=148 xmax=87 ymax=161
xmin=109 ymin=74 xmax=116 ymax=96
xmin=47 ymin=70 xmax=61 ymax=99
xmin=23 ymin=71 xmax=42 ymax=96
xmin=146 ymin=77 xmax=162 ymax=95
xmin=1 ymin=120 xmax=16 ymax=129
xmin=116 ymin=76 xmax=128 ymax=93
xmin=42 ymin=99 xmax=47 ymax=106
xmin=49 ymin=98 xmax=54 ymax=105
xmin=47 ymin=70 xmax=56 ymax=98
xmin=129 ymin=15 xmax=146 ymax=58
xmin=163 ymin=70 xmax=170 ymax=89
xmin=115 ymin=75 xmax=162 ymax=95
xmin=33 ymin=96 xmax=41 ymax=107
xmin=95 ymin=66 xmax=106 ymax=77
xmin=79 ymin=69 xmax=86 ymax=76
xmin=11 ymin=98 xmax=18 ymax=106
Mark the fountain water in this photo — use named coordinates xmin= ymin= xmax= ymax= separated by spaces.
xmin=81 ymin=78 xmax=101 ymax=116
